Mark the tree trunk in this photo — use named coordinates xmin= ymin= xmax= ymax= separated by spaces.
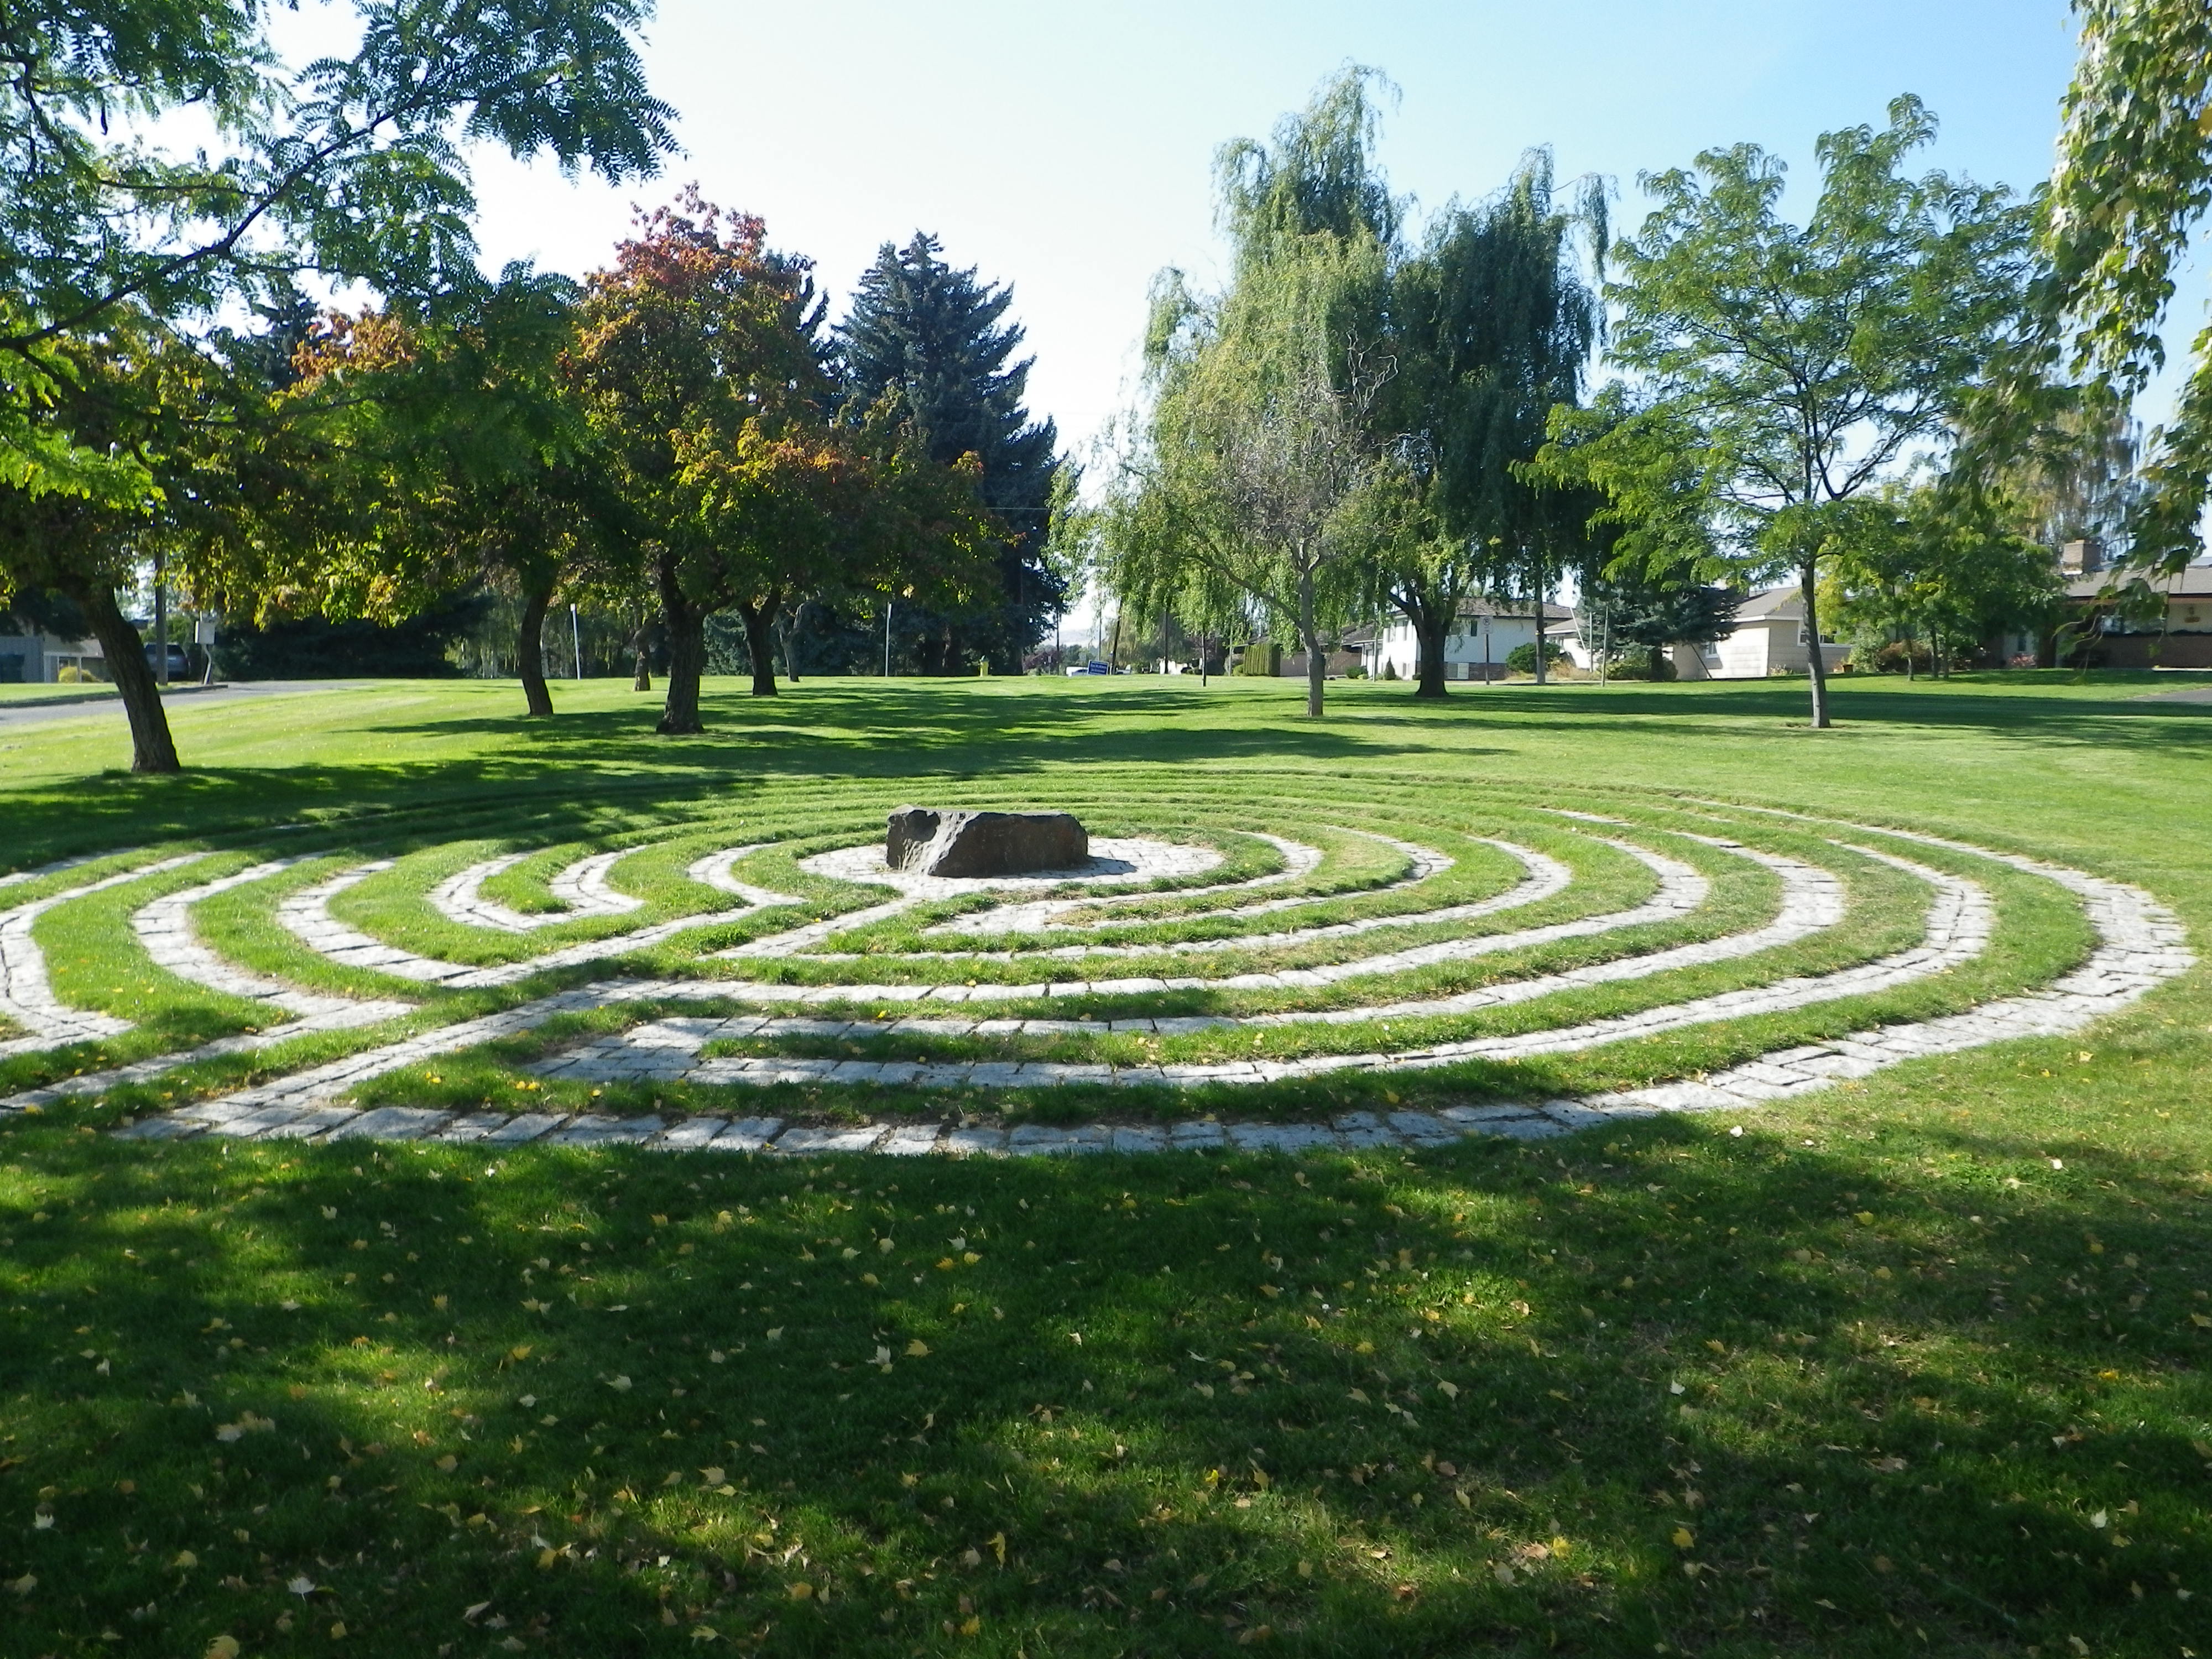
xmin=517 ymin=583 xmax=555 ymax=717
xmin=76 ymin=580 xmax=179 ymax=773
xmin=1299 ymin=566 xmax=1324 ymax=718
xmin=1412 ymin=603 xmax=1449 ymax=698
xmin=655 ymin=561 xmax=705 ymax=735
xmin=1532 ymin=565 xmax=1549 ymax=686
xmin=1649 ymin=642 xmax=1667 ymax=681
xmin=738 ymin=594 xmax=781 ymax=697
xmin=1801 ymin=560 xmax=1832 ymax=728
xmin=783 ymin=601 xmax=802 ymax=684
xmin=631 ymin=618 xmax=652 ymax=692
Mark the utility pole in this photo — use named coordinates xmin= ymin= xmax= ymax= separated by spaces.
xmin=884 ymin=599 xmax=894 ymax=677
xmin=152 ymin=550 xmax=169 ymax=687
xmin=570 ymin=604 xmax=582 ymax=681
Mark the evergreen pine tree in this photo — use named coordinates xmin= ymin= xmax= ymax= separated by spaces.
xmin=1578 ymin=567 xmax=1740 ymax=680
xmin=839 ymin=233 xmax=1064 ymax=671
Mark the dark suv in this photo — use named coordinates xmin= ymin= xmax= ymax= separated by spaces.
xmin=144 ymin=642 xmax=193 ymax=679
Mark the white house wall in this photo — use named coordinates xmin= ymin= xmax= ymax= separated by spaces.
xmin=1363 ymin=618 xmax=1561 ymax=680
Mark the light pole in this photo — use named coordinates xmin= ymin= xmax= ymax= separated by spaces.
xmin=883 ymin=599 xmax=893 ymax=677
xmin=570 ymin=604 xmax=582 ymax=682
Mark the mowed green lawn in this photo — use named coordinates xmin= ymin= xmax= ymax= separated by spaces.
xmin=1 ymin=671 xmax=2208 ymax=1659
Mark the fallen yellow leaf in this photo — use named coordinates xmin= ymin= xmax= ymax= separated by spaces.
xmin=906 ymin=1340 xmax=930 ymax=1358
xmin=1671 ymin=1527 xmax=1693 ymax=1549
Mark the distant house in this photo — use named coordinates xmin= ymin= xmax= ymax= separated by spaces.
xmin=1669 ymin=587 xmax=1850 ymax=681
xmin=0 ymin=630 xmax=105 ymax=684
xmin=2058 ymin=540 xmax=2212 ymax=670
xmin=1352 ymin=597 xmax=1578 ymax=682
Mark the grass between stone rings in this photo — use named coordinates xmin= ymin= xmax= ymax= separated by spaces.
xmin=0 ymin=670 xmax=2209 ymax=1659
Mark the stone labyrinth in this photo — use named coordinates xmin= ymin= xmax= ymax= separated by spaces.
xmin=0 ymin=779 xmax=2190 ymax=1157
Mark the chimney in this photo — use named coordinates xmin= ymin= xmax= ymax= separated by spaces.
xmin=2059 ymin=538 xmax=2105 ymax=574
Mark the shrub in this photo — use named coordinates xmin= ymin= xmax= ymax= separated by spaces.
xmin=1505 ymin=640 xmax=1569 ymax=675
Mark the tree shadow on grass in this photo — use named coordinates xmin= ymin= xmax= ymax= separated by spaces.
xmin=0 ymin=687 xmax=1488 ymax=869
xmin=3 ymin=1109 xmax=2205 ymax=1657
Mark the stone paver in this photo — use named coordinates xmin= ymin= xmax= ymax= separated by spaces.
xmin=0 ymin=807 xmax=2179 ymax=1163
xmin=431 ymin=849 xmax=645 ymax=932
xmin=0 ymin=853 xmax=204 ymax=1056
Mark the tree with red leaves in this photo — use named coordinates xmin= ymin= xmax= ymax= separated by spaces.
xmin=570 ymin=189 xmax=1001 ymax=732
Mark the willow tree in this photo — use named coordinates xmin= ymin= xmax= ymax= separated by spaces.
xmin=1107 ymin=70 xmax=1396 ymax=718
xmin=1371 ymin=151 xmax=1604 ymax=696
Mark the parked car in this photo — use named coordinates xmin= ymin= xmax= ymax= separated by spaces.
xmin=143 ymin=643 xmax=192 ymax=679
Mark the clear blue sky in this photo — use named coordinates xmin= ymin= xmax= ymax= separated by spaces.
xmin=437 ymin=0 xmax=2100 ymax=458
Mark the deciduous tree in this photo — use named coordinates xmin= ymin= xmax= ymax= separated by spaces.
xmin=0 ymin=0 xmax=672 ymax=769
xmin=1553 ymin=98 xmax=2036 ymax=727
xmin=2043 ymin=0 xmax=2212 ymax=581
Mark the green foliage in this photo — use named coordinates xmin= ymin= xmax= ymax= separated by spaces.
xmin=1234 ymin=640 xmax=1283 ymax=677
xmin=838 ymin=233 xmax=1066 ymax=671
xmin=1504 ymin=639 xmax=1567 ymax=675
xmin=571 ymin=192 xmax=1004 ymax=727
xmin=1361 ymin=150 xmax=1606 ymax=694
xmin=0 ymin=0 xmax=674 ymax=768
xmin=2044 ymin=0 xmax=2212 ymax=578
xmin=1822 ymin=485 xmax=2063 ymax=670
xmin=1579 ymin=567 xmax=1739 ymax=679
xmin=1108 ymin=70 xmax=1399 ymax=719
xmin=211 ymin=590 xmax=491 ymax=681
xmin=1548 ymin=97 xmax=2038 ymax=727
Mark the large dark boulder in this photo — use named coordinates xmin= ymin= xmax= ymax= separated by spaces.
xmin=886 ymin=807 xmax=1088 ymax=878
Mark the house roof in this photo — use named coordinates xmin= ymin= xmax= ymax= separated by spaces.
xmin=2064 ymin=559 xmax=2212 ymax=602
xmin=1454 ymin=596 xmax=1575 ymax=622
xmin=1730 ymin=586 xmax=1805 ymax=622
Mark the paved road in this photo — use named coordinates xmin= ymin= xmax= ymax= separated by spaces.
xmin=2138 ymin=684 xmax=2212 ymax=704
xmin=0 ymin=681 xmax=368 ymax=729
